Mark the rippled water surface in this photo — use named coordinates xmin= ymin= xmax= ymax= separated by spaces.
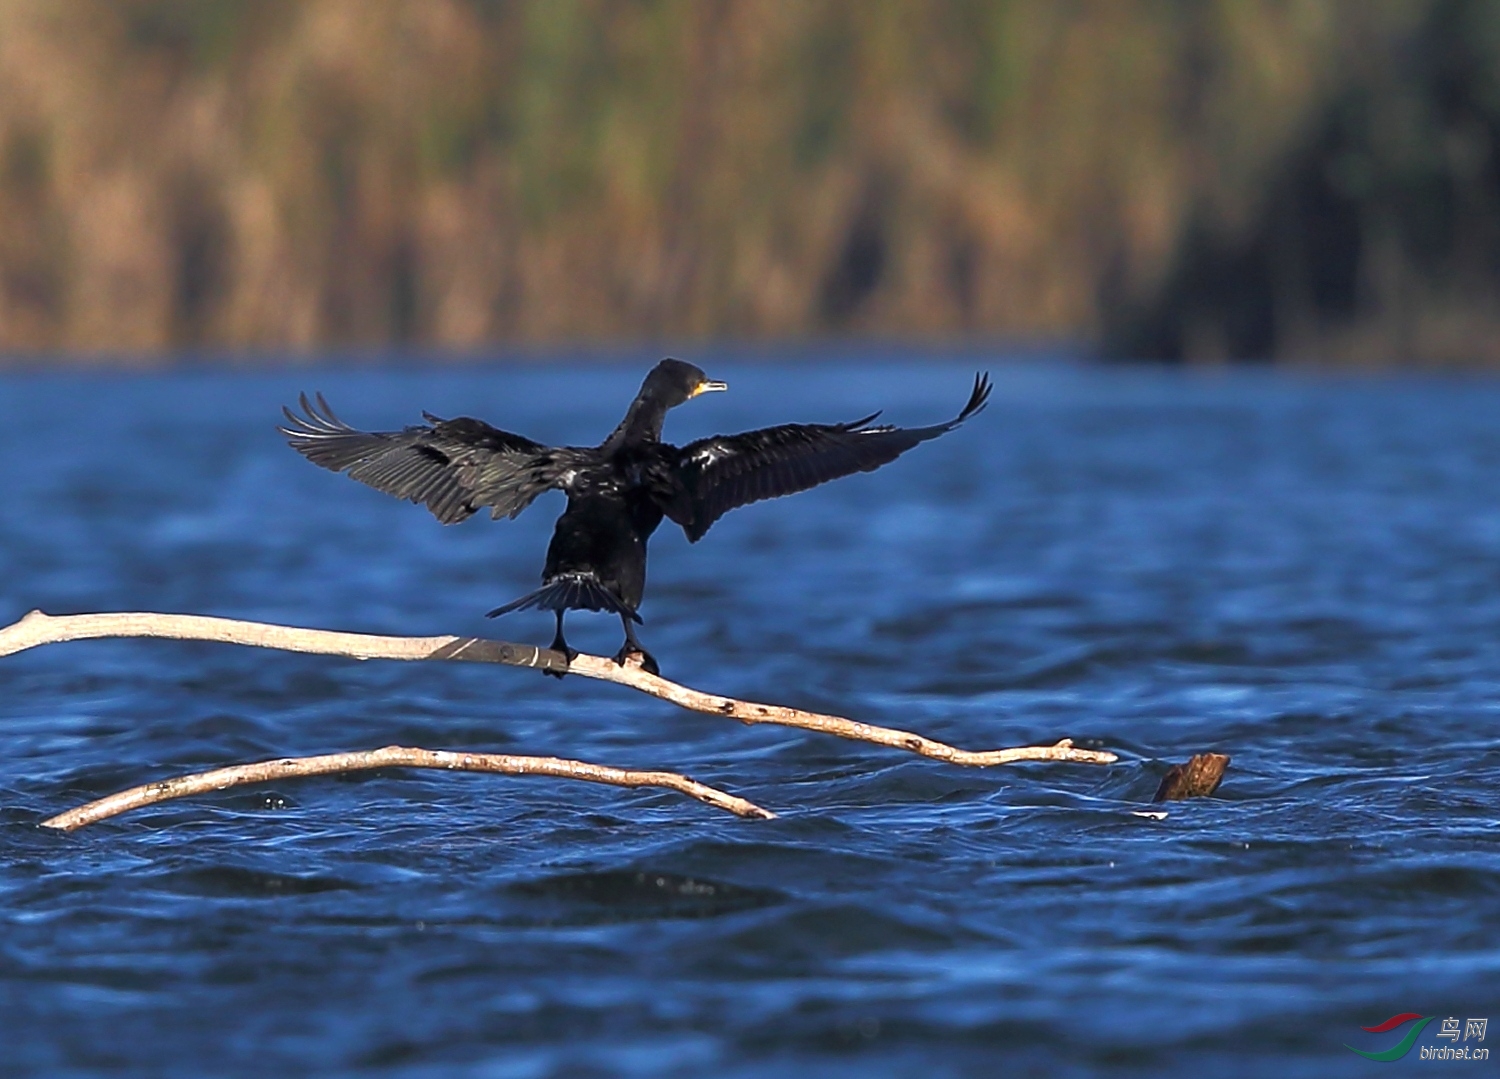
xmin=2 ymin=357 xmax=1498 ymax=1076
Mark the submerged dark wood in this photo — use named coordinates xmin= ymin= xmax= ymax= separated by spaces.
xmin=1152 ymin=753 xmax=1230 ymax=802
xmin=282 ymin=359 xmax=991 ymax=674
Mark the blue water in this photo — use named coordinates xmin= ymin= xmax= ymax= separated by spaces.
xmin=1 ymin=357 xmax=1497 ymax=1076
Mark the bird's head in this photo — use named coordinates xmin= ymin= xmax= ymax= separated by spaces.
xmin=643 ymin=358 xmax=728 ymax=409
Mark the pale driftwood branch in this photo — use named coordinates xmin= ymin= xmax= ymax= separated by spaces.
xmin=40 ymin=744 xmax=774 ymax=831
xmin=0 ymin=609 xmax=1118 ymax=768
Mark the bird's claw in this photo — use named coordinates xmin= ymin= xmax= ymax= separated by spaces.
xmin=613 ymin=646 xmax=659 ymax=677
xmin=543 ymin=641 xmax=579 ymax=679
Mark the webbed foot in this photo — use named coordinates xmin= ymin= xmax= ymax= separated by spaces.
xmin=612 ymin=644 xmax=659 ymax=677
xmin=614 ymin=610 xmax=657 ymax=675
xmin=543 ymin=621 xmax=578 ymax=679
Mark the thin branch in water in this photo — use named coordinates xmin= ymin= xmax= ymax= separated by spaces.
xmin=0 ymin=610 xmax=1119 ymax=768
xmin=39 ymin=744 xmax=774 ymax=831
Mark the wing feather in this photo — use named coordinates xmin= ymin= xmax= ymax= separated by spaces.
xmin=279 ymin=393 xmax=568 ymax=524
xmin=670 ymin=373 xmax=991 ymax=541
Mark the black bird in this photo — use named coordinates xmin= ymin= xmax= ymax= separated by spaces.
xmin=280 ymin=359 xmax=990 ymax=675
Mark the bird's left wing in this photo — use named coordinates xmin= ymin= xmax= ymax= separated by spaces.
xmin=665 ymin=373 xmax=991 ymax=542
xmin=280 ymin=393 xmax=569 ymax=524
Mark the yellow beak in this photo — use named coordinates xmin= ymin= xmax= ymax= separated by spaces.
xmin=691 ymin=379 xmax=728 ymax=398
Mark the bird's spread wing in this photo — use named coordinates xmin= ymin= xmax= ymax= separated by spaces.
xmin=667 ymin=373 xmax=992 ymax=542
xmin=279 ymin=393 xmax=567 ymax=524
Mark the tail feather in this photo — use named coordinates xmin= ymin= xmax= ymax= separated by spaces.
xmin=487 ymin=573 xmax=642 ymax=623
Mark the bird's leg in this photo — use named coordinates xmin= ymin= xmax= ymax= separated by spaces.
xmin=543 ymin=610 xmax=578 ymax=679
xmin=613 ymin=612 xmax=659 ymax=676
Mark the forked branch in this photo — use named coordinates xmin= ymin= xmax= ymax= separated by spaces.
xmin=39 ymin=745 xmax=773 ymax=831
xmin=0 ymin=609 xmax=1118 ymax=768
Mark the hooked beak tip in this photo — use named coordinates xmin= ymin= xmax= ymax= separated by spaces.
xmin=693 ymin=379 xmax=729 ymax=397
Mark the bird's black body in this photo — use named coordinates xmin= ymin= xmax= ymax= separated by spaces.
xmin=281 ymin=359 xmax=990 ymax=674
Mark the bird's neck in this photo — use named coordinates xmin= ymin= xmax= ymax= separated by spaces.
xmin=604 ymin=395 xmax=669 ymax=449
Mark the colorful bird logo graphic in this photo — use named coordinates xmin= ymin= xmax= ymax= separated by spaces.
xmin=1345 ymin=1013 xmax=1434 ymax=1060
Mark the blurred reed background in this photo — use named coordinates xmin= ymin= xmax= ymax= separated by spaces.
xmin=2 ymin=0 xmax=1500 ymax=363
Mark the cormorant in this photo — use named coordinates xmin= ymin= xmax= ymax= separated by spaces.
xmin=281 ymin=359 xmax=990 ymax=675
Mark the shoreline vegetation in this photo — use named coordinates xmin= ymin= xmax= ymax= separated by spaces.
xmin=4 ymin=1 xmax=1500 ymax=365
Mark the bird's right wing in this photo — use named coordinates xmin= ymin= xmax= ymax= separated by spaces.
xmin=667 ymin=373 xmax=991 ymax=542
xmin=279 ymin=393 xmax=567 ymax=524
